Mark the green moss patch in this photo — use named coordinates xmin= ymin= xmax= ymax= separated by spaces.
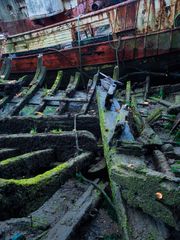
xmin=0 ymin=149 xmax=55 ymax=179
xmin=0 ymin=152 xmax=93 ymax=220
xmin=111 ymin=165 xmax=180 ymax=229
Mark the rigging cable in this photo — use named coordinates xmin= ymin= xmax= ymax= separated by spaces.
xmin=77 ymin=14 xmax=86 ymax=90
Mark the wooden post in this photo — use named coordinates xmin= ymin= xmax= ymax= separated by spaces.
xmin=113 ymin=65 xmax=119 ymax=81
xmin=153 ymin=150 xmax=175 ymax=177
xmin=126 ymin=81 xmax=131 ymax=106
xmin=81 ymin=74 xmax=98 ymax=114
xmin=9 ymin=57 xmax=46 ymax=116
xmin=144 ymin=75 xmax=150 ymax=100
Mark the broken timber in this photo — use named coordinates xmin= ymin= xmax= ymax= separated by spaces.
xmin=9 ymin=56 xmax=46 ymax=116
xmin=34 ymin=70 xmax=63 ymax=113
xmin=96 ymin=71 xmax=180 ymax=240
xmin=57 ymin=72 xmax=80 ymax=114
xmin=45 ymin=179 xmax=106 ymax=240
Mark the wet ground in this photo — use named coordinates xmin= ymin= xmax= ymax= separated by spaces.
xmin=74 ymin=208 xmax=120 ymax=240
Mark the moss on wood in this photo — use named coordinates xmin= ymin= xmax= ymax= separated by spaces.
xmin=0 ymin=152 xmax=93 ymax=220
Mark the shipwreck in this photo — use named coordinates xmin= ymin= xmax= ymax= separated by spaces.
xmin=0 ymin=0 xmax=179 ymax=240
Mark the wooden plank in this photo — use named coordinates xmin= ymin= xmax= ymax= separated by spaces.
xmin=49 ymin=71 xmax=63 ymax=95
xmin=30 ymin=55 xmax=44 ymax=86
xmin=144 ymin=75 xmax=150 ymax=100
xmin=45 ymin=180 xmax=106 ymax=240
xmin=44 ymin=97 xmax=87 ymax=103
xmin=125 ymin=81 xmax=131 ymax=106
xmin=57 ymin=72 xmax=80 ymax=114
xmin=9 ymin=63 xmax=47 ymax=116
xmin=34 ymin=70 xmax=63 ymax=113
xmin=0 ymin=115 xmax=100 ymax=138
xmin=0 ymin=75 xmax=28 ymax=94
xmin=66 ymin=72 xmax=80 ymax=97
xmin=0 ymin=75 xmax=29 ymax=109
xmin=0 ymin=148 xmax=19 ymax=162
xmin=153 ymin=150 xmax=174 ymax=177
xmin=81 ymin=74 xmax=98 ymax=114
xmin=113 ymin=65 xmax=119 ymax=81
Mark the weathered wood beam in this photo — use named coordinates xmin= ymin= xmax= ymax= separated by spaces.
xmin=35 ymin=70 xmax=63 ymax=113
xmin=57 ymin=72 xmax=80 ymax=114
xmin=126 ymin=81 xmax=131 ymax=106
xmin=44 ymin=97 xmax=87 ymax=103
xmin=66 ymin=72 xmax=80 ymax=97
xmin=147 ymin=108 xmax=163 ymax=124
xmin=150 ymin=83 xmax=180 ymax=95
xmin=0 ymin=131 xmax=97 ymax=160
xmin=9 ymin=67 xmax=46 ymax=116
xmin=144 ymin=75 xmax=150 ymax=100
xmin=170 ymin=113 xmax=180 ymax=134
xmin=0 ymin=149 xmax=55 ymax=179
xmin=45 ymin=180 xmax=106 ymax=240
xmin=0 ymin=115 xmax=100 ymax=138
xmin=113 ymin=65 xmax=119 ymax=81
xmin=0 ymin=96 xmax=10 ymax=109
xmin=0 ymin=75 xmax=28 ymax=94
xmin=111 ymin=165 xmax=179 ymax=229
xmin=0 ymin=148 xmax=19 ymax=162
xmin=81 ymin=74 xmax=98 ymax=114
xmin=153 ymin=150 xmax=175 ymax=177
xmin=131 ymin=95 xmax=144 ymax=135
xmin=0 ymin=151 xmax=95 ymax=220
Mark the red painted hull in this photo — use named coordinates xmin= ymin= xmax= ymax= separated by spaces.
xmin=2 ymin=28 xmax=180 ymax=73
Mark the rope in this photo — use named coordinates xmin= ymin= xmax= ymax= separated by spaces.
xmin=76 ymin=172 xmax=116 ymax=211
xmin=107 ymin=9 xmax=121 ymax=71
xmin=77 ymin=14 xmax=86 ymax=90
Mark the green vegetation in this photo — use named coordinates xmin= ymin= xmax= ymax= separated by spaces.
xmin=42 ymin=85 xmax=50 ymax=96
xmin=50 ymin=129 xmax=63 ymax=134
xmin=30 ymin=127 xmax=37 ymax=135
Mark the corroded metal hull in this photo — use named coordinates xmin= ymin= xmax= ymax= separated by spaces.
xmin=3 ymin=28 xmax=180 ymax=73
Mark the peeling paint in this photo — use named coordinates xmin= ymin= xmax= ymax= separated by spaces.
xmin=0 ymin=0 xmax=179 ymax=55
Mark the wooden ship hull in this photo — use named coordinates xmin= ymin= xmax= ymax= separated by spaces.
xmin=0 ymin=1 xmax=179 ymax=240
xmin=0 ymin=0 xmax=180 ymax=73
xmin=97 ymin=69 xmax=180 ymax=240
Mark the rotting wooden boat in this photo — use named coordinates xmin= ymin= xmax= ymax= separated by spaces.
xmin=96 ymin=67 xmax=180 ymax=240
xmin=0 ymin=58 xmax=101 ymax=222
xmin=0 ymin=0 xmax=180 ymax=73
xmin=0 ymin=55 xmax=98 ymax=118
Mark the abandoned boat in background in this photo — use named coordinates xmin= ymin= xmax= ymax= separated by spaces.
xmin=0 ymin=0 xmax=180 ymax=73
xmin=0 ymin=0 xmax=119 ymax=35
